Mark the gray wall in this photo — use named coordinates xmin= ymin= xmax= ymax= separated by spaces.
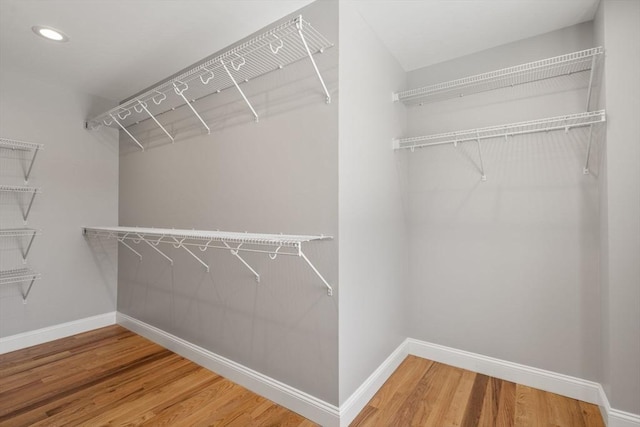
xmin=0 ymin=69 xmax=118 ymax=337
xmin=404 ymin=23 xmax=603 ymax=381
xmin=338 ymin=1 xmax=409 ymax=404
xmin=595 ymin=0 xmax=640 ymax=415
xmin=115 ymin=0 xmax=340 ymax=404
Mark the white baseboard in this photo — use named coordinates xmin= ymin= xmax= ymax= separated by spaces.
xmin=0 ymin=311 xmax=116 ymax=354
xmin=407 ymin=337 xmax=602 ymax=404
xmin=116 ymin=312 xmax=340 ymax=427
xmin=599 ymin=385 xmax=640 ymax=427
xmin=339 ymin=339 xmax=409 ymax=426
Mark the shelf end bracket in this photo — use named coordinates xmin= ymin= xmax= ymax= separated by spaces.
xmin=298 ymin=246 xmax=333 ymax=296
xmin=296 ymin=16 xmax=331 ymax=104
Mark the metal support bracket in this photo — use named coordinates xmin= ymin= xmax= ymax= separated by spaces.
xmin=22 ymin=191 xmax=38 ymax=223
xmin=141 ymin=234 xmax=174 ymax=265
xmin=22 ymin=277 xmax=36 ymax=304
xmin=117 ymin=236 xmax=143 ymax=261
xmin=172 ymin=237 xmax=209 ymax=272
xmin=110 ymin=114 xmax=144 ymax=151
xmin=21 ymin=231 xmax=37 ymax=264
xmin=298 ymin=245 xmax=333 ymax=296
xmin=476 ymin=132 xmax=487 ymax=181
xmin=223 ymin=241 xmax=260 ymax=282
xmin=296 ymin=16 xmax=331 ymax=104
xmin=583 ymin=54 xmax=598 ymax=175
xmin=220 ymin=60 xmax=259 ymax=123
xmin=136 ymin=100 xmax=174 ymax=143
xmin=173 ymin=82 xmax=211 ymax=134
xmin=24 ymin=148 xmax=40 ymax=183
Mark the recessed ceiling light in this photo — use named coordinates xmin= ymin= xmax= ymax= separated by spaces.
xmin=32 ymin=26 xmax=69 ymax=42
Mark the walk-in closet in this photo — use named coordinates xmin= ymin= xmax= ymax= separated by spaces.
xmin=1 ymin=0 xmax=638 ymax=426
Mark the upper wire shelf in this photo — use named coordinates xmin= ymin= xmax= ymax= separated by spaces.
xmin=86 ymin=15 xmax=333 ymax=150
xmin=83 ymin=226 xmax=334 ymax=295
xmin=394 ymin=47 xmax=603 ymax=105
xmin=394 ymin=110 xmax=606 ymax=150
xmin=0 ymin=137 xmax=43 ymax=182
xmin=0 ymin=185 xmax=40 ymax=222
xmin=0 ymin=268 xmax=40 ymax=303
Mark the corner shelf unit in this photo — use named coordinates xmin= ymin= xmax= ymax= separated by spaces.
xmin=0 ymin=137 xmax=44 ymax=183
xmin=0 ymin=268 xmax=40 ymax=303
xmin=0 ymin=228 xmax=40 ymax=263
xmin=0 ymin=185 xmax=40 ymax=222
xmin=86 ymin=15 xmax=333 ymax=150
xmin=394 ymin=47 xmax=603 ymax=104
xmin=82 ymin=226 xmax=334 ymax=295
xmin=393 ymin=47 xmax=605 ymax=180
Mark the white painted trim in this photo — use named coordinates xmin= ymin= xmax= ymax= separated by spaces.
xmin=339 ymin=339 xmax=409 ymax=427
xmin=0 ymin=312 xmax=116 ymax=354
xmin=407 ymin=338 xmax=602 ymax=404
xmin=116 ymin=313 xmax=340 ymax=427
xmin=599 ymin=385 xmax=640 ymax=427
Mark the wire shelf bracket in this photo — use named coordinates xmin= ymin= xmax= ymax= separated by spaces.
xmin=394 ymin=47 xmax=604 ymax=104
xmin=83 ymin=226 xmax=333 ymax=295
xmin=86 ymin=15 xmax=333 ymax=150
xmin=0 ymin=137 xmax=44 ymax=183
xmin=0 ymin=268 xmax=41 ymax=303
xmin=0 ymin=228 xmax=40 ymax=263
xmin=0 ymin=185 xmax=40 ymax=223
xmin=394 ymin=110 xmax=606 ymax=181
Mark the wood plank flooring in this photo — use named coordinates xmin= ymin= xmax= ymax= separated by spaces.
xmin=0 ymin=326 xmax=606 ymax=426
xmin=351 ymin=355 xmax=605 ymax=427
xmin=0 ymin=325 xmax=317 ymax=426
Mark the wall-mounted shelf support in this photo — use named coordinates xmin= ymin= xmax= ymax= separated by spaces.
xmin=0 ymin=268 xmax=40 ymax=303
xmin=223 ymin=241 xmax=260 ymax=282
xmin=0 ymin=138 xmax=44 ymax=183
xmin=142 ymin=234 xmax=174 ymax=265
xmin=221 ymin=60 xmax=259 ymax=122
xmin=85 ymin=15 xmax=333 ymax=149
xmin=82 ymin=226 xmax=333 ymax=295
xmin=582 ymin=53 xmax=599 ymax=175
xmin=394 ymin=110 xmax=606 ymax=181
xmin=475 ymin=132 xmax=487 ymax=181
xmin=0 ymin=185 xmax=40 ymax=223
xmin=136 ymin=100 xmax=174 ymax=143
xmin=0 ymin=228 xmax=40 ymax=263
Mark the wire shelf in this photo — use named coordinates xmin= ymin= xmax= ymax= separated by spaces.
xmin=86 ymin=15 xmax=333 ymax=149
xmin=0 ymin=228 xmax=40 ymax=238
xmin=0 ymin=137 xmax=44 ymax=152
xmin=0 ymin=185 xmax=40 ymax=193
xmin=0 ymin=268 xmax=40 ymax=302
xmin=394 ymin=110 xmax=606 ymax=150
xmin=395 ymin=47 xmax=603 ymax=104
xmin=83 ymin=226 xmax=334 ymax=295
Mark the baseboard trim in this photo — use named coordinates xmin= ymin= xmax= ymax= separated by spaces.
xmin=339 ymin=339 xmax=409 ymax=426
xmin=407 ymin=337 xmax=601 ymax=404
xmin=599 ymin=385 xmax=640 ymax=427
xmin=0 ymin=312 xmax=116 ymax=354
xmin=116 ymin=312 xmax=340 ymax=427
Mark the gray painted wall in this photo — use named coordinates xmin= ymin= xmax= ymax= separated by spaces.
xmin=404 ymin=23 xmax=604 ymax=381
xmin=115 ymin=0 xmax=340 ymax=404
xmin=596 ymin=0 xmax=640 ymax=414
xmin=0 ymin=70 xmax=118 ymax=337
xmin=338 ymin=1 xmax=409 ymax=404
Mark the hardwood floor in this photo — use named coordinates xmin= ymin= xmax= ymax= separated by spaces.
xmin=0 ymin=327 xmax=606 ymax=427
xmin=0 ymin=325 xmax=317 ymax=426
xmin=350 ymin=355 xmax=605 ymax=427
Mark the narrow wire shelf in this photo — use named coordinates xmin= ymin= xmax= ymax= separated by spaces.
xmin=86 ymin=15 xmax=333 ymax=149
xmin=395 ymin=47 xmax=603 ymax=105
xmin=0 ymin=185 xmax=40 ymax=193
xmin=0 ymin=268 xmax=40 ymax=302
xmin=83 ymin=226 xmax=334 ymax=295
xmin=393 ymin=110 xmax=606 ymax=150
xmin=0 ymin=137 xmax=44 ymax=152
xmin=0 ymin=228 xmax=41 ymax=238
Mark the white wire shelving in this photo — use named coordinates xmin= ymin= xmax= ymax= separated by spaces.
xmin=0 ymin=228 xmax=40 ymax=263
xmin=83 ymin=226 xmax=334 ymax=295
xmin=0 ymin=137 xmax=44 ymax=182
xmin=0 ymin=185 xmax=40 ymax=222
xmin=0 ymin=268 xmax=40 ymax=303
xmin=394 ymin=47 xmax=603 ymax=104
xmin=394 ymin=110 xmax=606 ymax=180
xmin=85 ymin=15 xmax=333 ymax=150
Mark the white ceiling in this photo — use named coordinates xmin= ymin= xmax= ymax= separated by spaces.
xmin=353 ymin=0 xmax=600 ymax=71
xmin=0 ymin=0 xmax=600 ymax=103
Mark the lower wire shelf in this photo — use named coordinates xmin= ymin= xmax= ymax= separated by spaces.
xmin=83 ymin=226 xmax=334 ymax=295
xmin=0 ymin=268 xmax=40 ymax=303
